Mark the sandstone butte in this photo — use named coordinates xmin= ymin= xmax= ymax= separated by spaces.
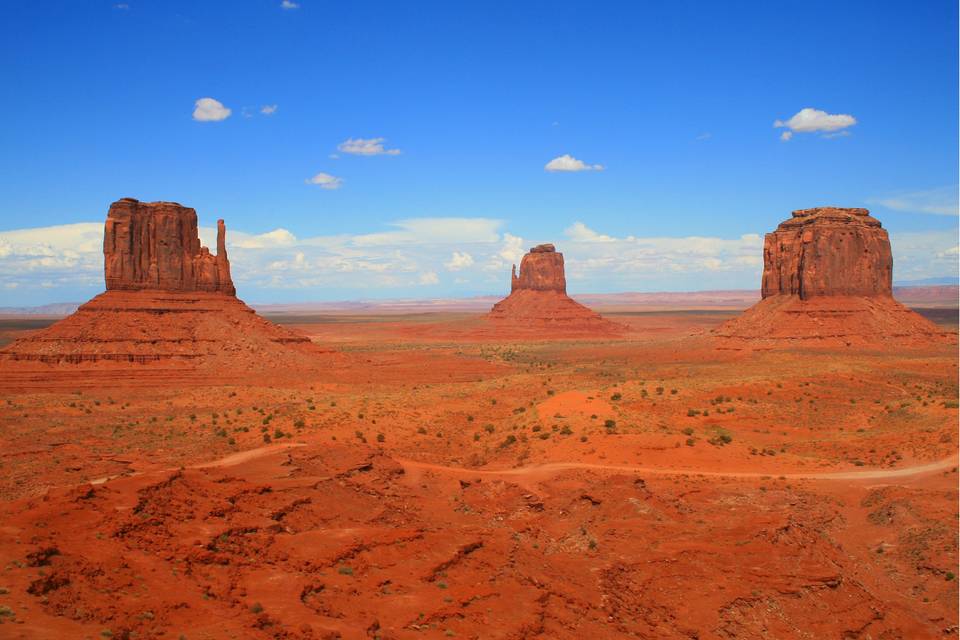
xmin=487 ymin=243 xmax=621 ymax=334
xmin=0 ymin=198 xmax=327 ymax=378
xmin=716 ymin=206 xmax=950 ymax=347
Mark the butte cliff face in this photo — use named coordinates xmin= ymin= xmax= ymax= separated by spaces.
xmin=0 ymin=198 xmax=329 ymax=379
xmin=716 ymin=207 xmax=947 ymax=347
xmin=104 ymin=198 xmax=235 ymax=295
xmin=511 ymin=244 xmax=567 ymax=293
xmin=760 ymin=207 xmax=892 ymax=300
xmin=489 ymin=244 xmax=620 ymax=334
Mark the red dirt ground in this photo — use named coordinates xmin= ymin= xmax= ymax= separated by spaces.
xmin=0 ymin=309 xmax=956 ymax=639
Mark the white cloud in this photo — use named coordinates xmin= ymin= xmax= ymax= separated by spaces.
xmin=774 ymin=107 xmax=856 ymax=140
xmin=565 ymin=221 xmax=615 ymax=242
xmin=545 ymin=154 xmax=604 ymax=172
xmin=497 ymin=234 xmax=524 ymax=263
xmin=869 ymin=186 xmax=959 ymax=217
xmin=351 ymin=218 xmax=501 ymax=246
xmin=444 ymin=251 xmax=474 ymax=271
xmin=561 ymin=222 xmax=766 ymax=279
xmin=337 ymin=137 xmax=401 ymax=156
xmin=281 ymin=0 xmax=300 ymax=9
xmin=305 ymin=172 xmax=343 ymax=190
xmin=192 ymin=97 xmax=232 ymax=122
xmin=696 ymin=133 xmax=712 ymax=141
xmin=114 ymin=3 xmax=129 ymax=9
xmin=260 ymin=104 xmax=278 ymax=115
xmin=418 ymin=271 xmax=439 ymax=285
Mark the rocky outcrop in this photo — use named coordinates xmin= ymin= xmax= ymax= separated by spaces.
xmin=489 ymin=244 xmax=621 ymax=334
xmin=761 ymin=207 xmax=892 ymax=299
xmin=511 ymin=244 xmax=566 ymax=293
xmin=0 ymin=198 xmax=330 ymax=375
xmin=716 ymin=207 xmax=949 ymax=348
xmin=104 ymin=198 xmax=235 ymax=295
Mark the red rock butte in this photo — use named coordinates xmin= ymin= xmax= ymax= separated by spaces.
xmin=487 ymin=244 xmax=621 ymax=334
xmin=104 ymin=198 xmax=236 ymax=295
xmin=0 ymin=198 xmax=329 ymax=384
xmin=716 ymin=207 xmax=949 ymax=347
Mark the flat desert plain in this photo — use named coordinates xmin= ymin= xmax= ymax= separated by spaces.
xmin=0 ymin=304 xmax=956 ymax=639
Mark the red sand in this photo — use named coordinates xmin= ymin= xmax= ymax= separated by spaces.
xmin=0 ymin=309 xmax=956 ymax=639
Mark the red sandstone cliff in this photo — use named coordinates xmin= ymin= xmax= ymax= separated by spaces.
xmin=0 ymin=198 xmax=330 ymax=374
xmin=717 ymin=207 xmax=948 ymax=347
xmin=489 ymin=244 xmax=620 ymax=334
xmin=511 ymin=244 xmax=567 ymax=293
xmin=761 ymin=207 xmax=892 ymax=300
xmin=104 ymin=198 xmax=235 ymax=295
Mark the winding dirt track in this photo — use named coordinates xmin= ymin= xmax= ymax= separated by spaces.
xmin=88 ymin=442 xmax=958 ymax=487
xmin=394 ymin=454 xmax=960 ymax=482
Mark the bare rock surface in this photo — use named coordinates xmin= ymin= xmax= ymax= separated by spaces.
xmin=761 ymin=207 xmax=892 ymax=299
xmin=0 ymin=198 xmax=328 ymax=375
xmin=717 ymin=207 xmax=950 ymax=347
xmin=490 ymin=244 xmax=621 ymax=334
xmin=104 ymin=198 xmax=235 ymax=295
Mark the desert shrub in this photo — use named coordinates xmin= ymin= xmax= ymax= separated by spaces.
xmin=610 ymin=393 xmax=622 ymax=401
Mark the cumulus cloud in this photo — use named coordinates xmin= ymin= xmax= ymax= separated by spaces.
xmin=444 ymin=251 xmax=474 ymax=271
xmin=260 ymin=104 xmax=278 ymax=115
xmin=281 ymin=0 xmax=299 ymax=9
xmin=561 ymin=222 xmax=765 ymax=280
xmin=192 ymin=97 xmax=232 ymax=122
xmin=774 ymin=108 xmax=856 ymax=140
xmin=418 ymin=271 xmax=439 ymax=285
xmin=545 ymin=154 xmax=604 ymax=172
xmin=565 ymin=221 xmax=615 ymax=242
xmin=305 ymin=172 xmax=343 ymax=190
xmin=869 ymin=186 xmax=959 ymax=217
xmin=337 ymin=137 xmax=401 ymax=156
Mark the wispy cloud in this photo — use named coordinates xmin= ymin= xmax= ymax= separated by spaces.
xmin=192 ymin=97 xmax=232 ymax=122
xmin=305 ymin=172 xmax=344 ymax=190
xmin=337 ymin=137 xmax=401 ymax=156
xmin=260 ymin=104 xmax=278 ymax=115
xmin=280 ymin=0 xmax=300 ymax=9
xmin=869 ymin=186 xmax=959 ymax=217
xmin=774 ymin=107 xmax=856 ymax=141
xmin=544 ymin=154 xmax=604 ymax=172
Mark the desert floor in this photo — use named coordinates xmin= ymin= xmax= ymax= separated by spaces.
xmin=0 ymin=308 xmax=956 ymax=639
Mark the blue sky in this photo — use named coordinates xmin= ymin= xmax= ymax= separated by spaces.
xmin=0 ymin=0 xmax=957 ymax=304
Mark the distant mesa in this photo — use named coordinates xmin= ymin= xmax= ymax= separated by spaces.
xmin=716 ymin=207 xmax=951 ymax=347
xmin=0 ymin=198 xmax=327 ymax=380
xmin=487 ymin=243 xmax=621 ymax=334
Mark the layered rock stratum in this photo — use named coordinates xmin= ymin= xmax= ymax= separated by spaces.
xmin=716 ymin=207 xmax=950 ymax=347
xmin=488 ymin=244 xmax=621 ymax=334
xmin=0 ymin=198 xmax=327 ymax=380
xmin=104 ymin=198 xmax=236 ymax=295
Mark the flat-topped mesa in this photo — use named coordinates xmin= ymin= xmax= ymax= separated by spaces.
xmin=761 ymin=206 xmax=892 ymax=300
xmin=511 ymin=243 xmax=566 ymax=293
xmin=104 ymin=198 xmax=236 ymax=295
xmin=714 ymin=206 xmax=950 ymax=348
